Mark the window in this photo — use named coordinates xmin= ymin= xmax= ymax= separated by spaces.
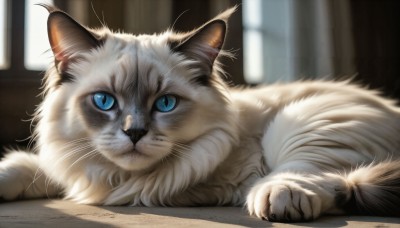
xmin=24 ymin=0 xmax=53 ymax=70
xmin=243 ymin=0 xmax=359 ymax=84
xmin=0 ymin=0 xmax=6 ymax=69
xmin=242 ymin=0 xmax=263 ymax=84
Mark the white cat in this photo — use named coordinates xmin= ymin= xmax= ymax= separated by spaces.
xmin=0 ymin=6 xmax=399 ymax=222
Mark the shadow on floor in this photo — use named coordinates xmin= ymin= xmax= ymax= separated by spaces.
xmin=0 ymin=200 xmax=117 ymax=228
xmin=1 ymin=199 xmax=400 ymax=227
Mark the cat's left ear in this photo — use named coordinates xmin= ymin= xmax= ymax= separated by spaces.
xmin=171 ymin=7 xmax=236 ymax=70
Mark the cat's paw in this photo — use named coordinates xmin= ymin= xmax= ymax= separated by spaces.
xmin=247 ymin=181 xmax=321 ymax=222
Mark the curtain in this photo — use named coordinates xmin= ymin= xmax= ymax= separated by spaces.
xmin=251 ymin=0 xmax=356 ymax=83
xmin=350 ymin=0 xmax=400 ymax=99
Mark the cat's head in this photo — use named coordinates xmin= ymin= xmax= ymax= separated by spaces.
xmin=37 ymin=6 xmax=237 ymax=172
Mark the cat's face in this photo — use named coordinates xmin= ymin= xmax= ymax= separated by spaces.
xmin=40 ymin=8 xmax=231 ymax=171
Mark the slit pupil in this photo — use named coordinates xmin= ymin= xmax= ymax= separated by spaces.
xmin=164 ymin=97 xmax=169 ymax=107
xmin=102 ymin=95 xmax=107 ymax=105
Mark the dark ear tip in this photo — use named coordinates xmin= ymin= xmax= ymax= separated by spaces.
xmin=215 ymin=6 xmax=237 ymax=22
xmin=36 ymin=3 xmax=59 ymax=13
xmin=47 ymin=9 xmax=80 ymax=31
xmin=37 ymin=3 xmax=73 ymax=22
xmin=48 ymin=11 xmax=70 ymax=21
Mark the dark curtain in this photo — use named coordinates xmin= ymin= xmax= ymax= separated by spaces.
xmin=350 ymin=0 xmax=400 ymax=100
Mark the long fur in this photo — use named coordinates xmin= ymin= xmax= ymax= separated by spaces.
xmin=0 ymin=6 xmax=400 ymax=223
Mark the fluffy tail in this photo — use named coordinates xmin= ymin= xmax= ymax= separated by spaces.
xmin=342 ymin=160 xmax=400 ymax=216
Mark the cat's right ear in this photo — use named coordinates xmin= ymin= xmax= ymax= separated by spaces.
xmin=45 ymin=6 xmax=101 ymax=77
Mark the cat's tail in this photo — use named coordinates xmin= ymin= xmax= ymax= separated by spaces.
xmin=341 ymin=160 xmax=400 ymax=216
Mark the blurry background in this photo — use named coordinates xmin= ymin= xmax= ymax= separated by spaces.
xmin=0 ymin=0 xmax=399 ymax=152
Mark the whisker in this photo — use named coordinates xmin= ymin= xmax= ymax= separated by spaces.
xmin=44 ymin=148 xmax=100 ymax=195
xmin=173 ymin=142 xmax=191 ymax=151
xmin=31 ymin=138 xmax=93 ymax=197
xmin=28 ymin=138 xmax=92 ymax=191
xmin=65 ymin=149 xmax=100 ymax=173
xmin=25 ymin=167 xmax=45 ymax=193
xmin=171 ymin=149 xmax=193 ymax=160
xmin=160 ymin=139 xmax=194 ymax=161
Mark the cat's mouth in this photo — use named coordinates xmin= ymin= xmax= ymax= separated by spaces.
xmin=100 ymin=139 xmax=170 ymax=171
xmin=107 ymin=145 xmax=161 ymax=171
xmin=108 ymin=141 xmax=148 ymax=158
xmin=118 ymin=148 xmax=148 ymax=158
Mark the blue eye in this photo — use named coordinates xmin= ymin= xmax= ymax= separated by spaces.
xmin=92 ymin=92 xmax=116 ymax=111
xmin=155 ymin=95 xmax=177 ymax=112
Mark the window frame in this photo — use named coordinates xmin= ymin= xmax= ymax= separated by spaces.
xmin=0 ymin=0 xmax=43 ymax=82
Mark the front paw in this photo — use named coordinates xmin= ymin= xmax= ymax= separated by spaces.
xmin=247 ymin=181 xmax=321 ymax=222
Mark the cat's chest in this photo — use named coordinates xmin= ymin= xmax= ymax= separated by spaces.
xmin=211 ymin=135 xmax=268 ymax=190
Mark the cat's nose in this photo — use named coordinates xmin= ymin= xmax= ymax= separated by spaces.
xmin=123 ymin=128 xmax=148 ymax=144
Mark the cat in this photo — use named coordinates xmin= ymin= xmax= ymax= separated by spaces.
xmin=0 ymin=5 xmax=400 ymax=223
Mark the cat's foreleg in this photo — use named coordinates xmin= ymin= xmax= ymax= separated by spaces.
xmin=246 ymin=167 xmax=347 ymax=222
xmin=246 ymin=160 xmax=400 ymax=222
xmin=0 ymin=151 xmax=60 ymax=200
